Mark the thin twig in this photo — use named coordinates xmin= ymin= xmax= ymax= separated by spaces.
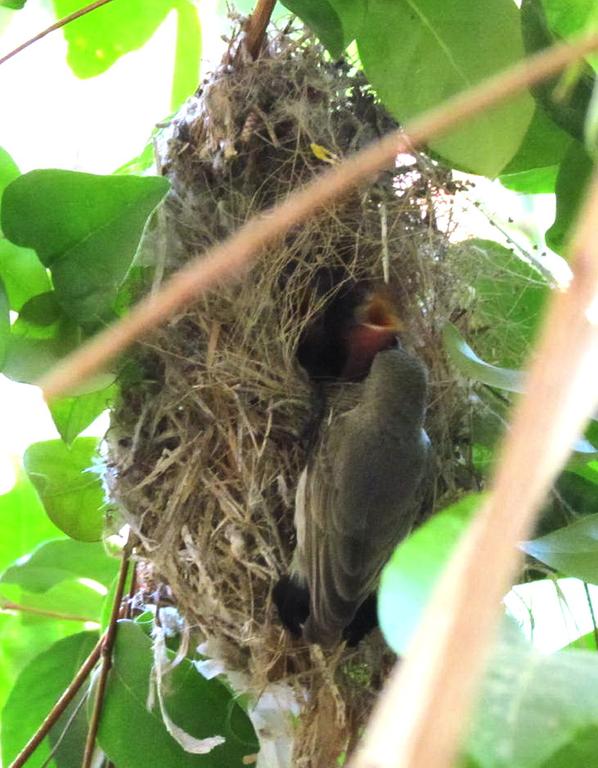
xmin=244 ymin=0 xmax=277 ymax=59
xmin=39 ymin=689 xmax=89 ymax=768
xmin=1 ymin=600 xmax=97 ymax=624
xmin=0 ymin=0 xmax=115 ymax=67
xmin=124 ymin=559 xmax=138 ymax=619
xmin=37 ymin=30 xmax=598 ymax=401
xmin=81 ymin=545 xmax=131 ymax=768
xmin=348 ymin=170 xmax=598 ymax=768
xmin=583 ymin=582 xmax=598 ymax=650
xmin=8 ymin=639 xmax=102 ymax=768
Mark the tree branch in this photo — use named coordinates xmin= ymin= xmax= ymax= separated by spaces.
xmin=244 ymin=0 xmax=277 ymax=59
xmin=0 ymin=0 xmax=115 ymax=67
xmin=1 ymin=599 xmax=97 ymax=624
xmin=37 ymin=30 xmax=598 ymax=401
xmin=348 ymin=170 xmax=598 ymax=768
xmin=8 ymin=639 xmax=102 ymax=768
xmin=81 ymin=545 xmax=131 ymax=768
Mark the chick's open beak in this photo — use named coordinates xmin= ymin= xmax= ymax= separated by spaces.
xmin=340 ymin=294 xmax=403 ymax=380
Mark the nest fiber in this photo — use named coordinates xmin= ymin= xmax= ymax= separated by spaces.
xmin=107 ymin=24 xmax=473 ymax=765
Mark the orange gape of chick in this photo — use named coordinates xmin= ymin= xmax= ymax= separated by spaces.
xmin=340 ymin=293 xmax=404 ymax=380
xmin=275 ymin=291 xmax=430 ymax=647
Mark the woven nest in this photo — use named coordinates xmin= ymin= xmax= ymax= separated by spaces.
xmin=106 ymin=22 xmax=479 ymax=766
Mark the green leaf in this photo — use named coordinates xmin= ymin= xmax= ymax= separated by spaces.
xmin=565 ymin=632 xmax=598 ymax=652
xmin=501 ymin=106 xmax=572 ymax=175
xmin=521 ymin=514 xmax=598 ymax=584
xmin=542 ymin=727 xmax=598 ymax=768
xmin=0 ymin=278 xmax=8 ymax=368
xmin=585 ymin=78 xmax=598 ymax=159
xmin=558 ymin=468 xmax=598 ymax=513
xmin=2 ymin=315 xmax=81 ymax=384
xmin=53 ymin=0 xmax=178 ymax=78
xmin=171 ymin=2 xmax=201 ymax=111
xmin=11 ymin=292 xmax=63 ymax=339
xmin=1 ymin=170 xmax=169 ymax=323
xmin=543 ymin=0 xmax=598 ymax=71
xmin=1 ymin=580 xmax=105 ymax=623
xmin=1 ymin=631 xmax=98 ymax=767
xmin=0 ymin=473 xmax=64 ymax=573
xmin=50 ymin=385 xmax=115 ymax=445
xmin=499 ymin=165 xmax=559 ymax=194
xmin=0 ymin=0 xmax=27 ymax=7
xmin=378 ymin=494 xmax=483 ymax=654
xmin=531 ymin=469 xmax=598 ymax=540
xmin=23 ymin=438 xmax=105 ymax=542
xmin=546 ymin=142 xmax=594 ymax=254
xmin=98 ymin=621 xmax=258 ymax=767
xmin=281 ymin=0 xmax=366 ymax=56
xmin=443 ymin=324 xmax=526 ymax=393
xmin=569 ymin=438 xmax=598 ymax=465
xmin=0 ymin=151 xmax=48 ymax=313
xmin=0 ymin=613 xmax=83 ymax=716
xmin=358 ymin=0 xmax=534 ymax=177
xmin=444 ymin=326 xmax=597 ymax=463
xmin=521 ymin=0 xmax=595 ymax=142
xmin=0 ymin=241 xmax=51 ymax=312
xmin=569 ymin=460 xmax=598 ymax=486
xmin=499 ymin=106 xmax=571 ymax=192
xmin=3 ymin=291 xmax=116 ymax=391
xmin=469 ymin=635 xmax=598 ymax=768
xmin=468 ymin=239 xmax=549 ymax=368
xmin=1 ymin=538 xmax=118 ymax=592
xmin=0 ymin=146 xmax=19 ymax=204
xmin=114 ymin=141 xmax=156 ymax=176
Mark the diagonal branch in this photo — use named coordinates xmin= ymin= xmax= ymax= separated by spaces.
xmin=81 ymin=545 xmax=131 ymax=768
xmin=8 ymin=639 xmax=102 ymax=768
xmin=1 ymin=599 xmax=97 ymax=623
xmin=0 ymin=0 xmax=115 ymax=67
xmin=348 ymin=169 xmax=598 ymax=768
xmin=244 ymin=0 xmax=277 ymax=59
xmin=37 ymin=30 xmax=598 ymax=401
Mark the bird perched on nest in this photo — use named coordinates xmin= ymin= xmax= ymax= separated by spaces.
xmin=274 ymin=292 xmax=430 ymax=647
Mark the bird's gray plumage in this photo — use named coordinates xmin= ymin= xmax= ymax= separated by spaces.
xmin=291 ymin=345 xmax=430 ymax=646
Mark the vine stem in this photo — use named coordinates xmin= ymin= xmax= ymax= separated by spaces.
xmin=0 ymin=0 xmax=115 ymax=67
xmin=8 ymin=639 xmax=102 ymax=768
xmin=244 ymin=0 xmax=277 ymax=59
xmin=347 ymin=170 xmax=598 ymax=768
xmin=583 ymin=582 xmax=598 ymax=650
xmin=81 ymin=545 xmax=131 ymax=768
xmin=37 ymin=30 xmax=598 ymax=401
xmin=0 ymin=600 xmax=97 ymax=623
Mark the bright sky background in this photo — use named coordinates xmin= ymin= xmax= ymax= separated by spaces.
xmin=0 ymin=0 xmax=592 ymax=652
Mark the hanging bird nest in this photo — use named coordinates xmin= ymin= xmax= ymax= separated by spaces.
xmin=106 ymin=20 xmax=480 ymax=766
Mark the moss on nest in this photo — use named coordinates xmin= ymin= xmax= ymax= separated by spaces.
xmin=106 ymin=21 xmax=475 ymax=765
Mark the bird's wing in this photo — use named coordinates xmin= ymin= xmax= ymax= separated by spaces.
xmin=301 ymin=410 xmax=428 ymax=644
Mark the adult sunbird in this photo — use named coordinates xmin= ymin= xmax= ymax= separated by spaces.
xmin=275 ymin=294 xmax=430 ymax=646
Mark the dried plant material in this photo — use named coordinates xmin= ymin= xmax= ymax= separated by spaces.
xmin=106 ymin=22 xmax=476 ymax=765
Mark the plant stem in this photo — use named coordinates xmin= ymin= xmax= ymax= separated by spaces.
xmin=8 ymin=640 xmax=102 ymax=768
xmin=1 ymin=600 xmax=97 ymax=624
xmin=245 ymin=0 xmax=277 ymax=59
xmin=0 ymin=0 xmax=115 ymax=67
xmin=37 ymin=30 xmax=598 ymax=401
xmin=348 ymin=170 xmax=598 ymax=768
xmin=583 ymin=582 xmax=598 ymax=650
xmin=124 ymin=560 xmax=138 ymax=619
xmin=81 ymin=546 xmax=131 ymax=768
